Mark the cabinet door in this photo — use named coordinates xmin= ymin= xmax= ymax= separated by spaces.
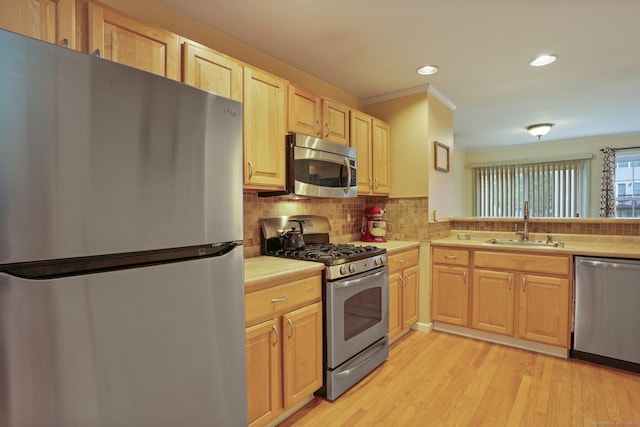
xmin=243 ymin=66 xmax=286 ymax=190
xmin=518 ymin=274 xmax=570 ymax=347
xmin=0 ymin=0 xmax=74 ymax=47
xmin=288 ymin=84 xmax=321 ymax=136
xmin=401 ymin=264 xmax=419 ymax=330
xmin=432 ymin=265 xmax=469 ymax=326
xmin=88 ymin=4 xmax=179 ymax=80
xmin=371 ymin=118 xmax=390 ymax=195
xmin=350 ymin=110 xmax=373 ymax=194
xmin=321 ymin=99 xmax=349 ymax=145
xmin=388 ymin=271 xmax=402 ymax=339
xmin=246 ymin=319 xmax=281 ymax=427
xmin=472 ymin=269 xmax=514 ymax=336
xmin=182 ymin=41 xmax=242 ymax=102
xmin=282 ymin=302 xmax=323 ymax=409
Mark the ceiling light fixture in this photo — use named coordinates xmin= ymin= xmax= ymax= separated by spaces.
xmin=529 ymin=54 xmax=557 ymax=67
xmin=416 ymin=65 xmax=439 ymax=75
xmin=527 ymin=123 xmax=554 ymax=140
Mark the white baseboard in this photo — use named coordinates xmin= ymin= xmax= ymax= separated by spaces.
xmin=412 ymin=321 xmax=433 ymax=333
xmin=433 ymin=322 xmax=569 ymax=359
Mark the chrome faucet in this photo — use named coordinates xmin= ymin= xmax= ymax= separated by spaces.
xmin=516 ymin=201 xmax=530 ymax=241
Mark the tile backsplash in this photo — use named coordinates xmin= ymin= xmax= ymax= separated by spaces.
xmin=449 ymin=218 xmax=640 ymax=237
xmin=242 ymin=191 xmax=388 ymax=257
xmin=242 ymin=192 xmax=640 ymax=257
xmin=242 ymin=193 xmax=433 ymax=257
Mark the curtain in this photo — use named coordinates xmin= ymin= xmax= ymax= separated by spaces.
xmin=599 ymin=147 xmax=616 ymax=217
xmin=474 ymin=159 xmax=586 ymax=217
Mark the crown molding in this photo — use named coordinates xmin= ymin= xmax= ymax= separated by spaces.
xmin=427 ymin=86 xmax=456 ymax=111
xmin=364 ymin=84 xmax=456 ymax=111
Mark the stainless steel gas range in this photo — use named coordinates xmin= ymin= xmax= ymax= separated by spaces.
xmin=260 ymin=215 xmax=389 ymax=400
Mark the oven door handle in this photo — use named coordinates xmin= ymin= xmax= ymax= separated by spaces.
xmin=332 ymin=268 xmax=387 ymax=289
xmin=335 ymin=339 xmax=387 ymax=377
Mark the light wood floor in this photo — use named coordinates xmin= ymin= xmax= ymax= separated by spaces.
xmin=279 ymin=331 xmax=640 ymax=427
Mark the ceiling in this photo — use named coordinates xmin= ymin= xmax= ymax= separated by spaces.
xmin=155 ymin=0 xmax=640 ymax=151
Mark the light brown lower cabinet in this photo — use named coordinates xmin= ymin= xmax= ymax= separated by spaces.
xmin=245 ymin=274 xmax=323 ymax=427
xmin=472 ymin=269 xmax=515 ymax=335
xmin=431 ymin=248 xmax=470 ymax=326
xmin=388 ymin=248 xmax=419 ymax=339
xmin=432 ymin=246 xmax=572 ymax=349
xmin=517 ymin=273 xmax=570 ymax=346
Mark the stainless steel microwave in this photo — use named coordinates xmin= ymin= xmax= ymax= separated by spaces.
xmin=258 ymin=133 xmax=357 ymax=198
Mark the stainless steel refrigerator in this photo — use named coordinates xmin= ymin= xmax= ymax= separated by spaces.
xmin=0 ymin=29 xmax=248 ymax=426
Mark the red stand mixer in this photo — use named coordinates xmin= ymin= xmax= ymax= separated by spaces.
xmin=361 ymin=206 xmax=387 ymax=242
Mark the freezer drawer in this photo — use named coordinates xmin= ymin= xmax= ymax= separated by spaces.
xmin=573 ymin=256 xmax=640 ymax=371
xmin=0 ymin=248 xmax=247 ymax=427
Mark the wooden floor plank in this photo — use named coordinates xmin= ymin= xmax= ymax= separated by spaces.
xmin=278 ymin=331 xmax=640 ymax=427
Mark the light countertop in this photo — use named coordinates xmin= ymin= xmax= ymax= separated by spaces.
xmin=244 ymin=240 xmax=421 ymax=290
xmin=431 ymin=231 xmax=640 ymax=260
xmin=244 ymin=257 xmax=324 ymax=292
xmin=362 ymin=240 xmax=421 ymax=253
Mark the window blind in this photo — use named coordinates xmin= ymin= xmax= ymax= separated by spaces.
xmin=474 ymin=159 xmax=586 ymax=218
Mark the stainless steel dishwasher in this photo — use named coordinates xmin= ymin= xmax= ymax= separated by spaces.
xmin=572 ymin=256 xmax=640 ymax=373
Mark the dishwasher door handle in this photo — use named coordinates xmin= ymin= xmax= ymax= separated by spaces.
xmin=579 ymin=259 xmax=640 ymax=271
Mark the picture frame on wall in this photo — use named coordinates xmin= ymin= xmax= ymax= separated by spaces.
xmin=434 ymin=141 xmax=450 ymax=172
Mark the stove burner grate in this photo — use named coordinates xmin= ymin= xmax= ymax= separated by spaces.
xmin=273 ymin=243 xmax=384 ymax=264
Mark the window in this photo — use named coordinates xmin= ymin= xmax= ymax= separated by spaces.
xmin=614 ymin=152 xmax=640 ymax=217
xmin=473 ymin=159 xmax=587 ymax=218
xmin=618 ymin=183 xmax=627 ymax=196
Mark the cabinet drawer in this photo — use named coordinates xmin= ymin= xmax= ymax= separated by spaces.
xmin=388 ymin=248 xmax=419 ymax=274
xmin=474 ymin=251 xmax=569 ymax=276
xmin=245 ymin=275 xmax=321 ymax=326
xmin=432 ymin=247 xmax=469 ymax=266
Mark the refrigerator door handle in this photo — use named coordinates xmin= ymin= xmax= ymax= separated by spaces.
xmin=1 ymin=242 xmax=239 ymax=280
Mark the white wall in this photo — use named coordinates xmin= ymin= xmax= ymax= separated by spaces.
xmin=461 ymin=132 xmax=640 ymax=217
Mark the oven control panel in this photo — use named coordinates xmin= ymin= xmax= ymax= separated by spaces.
xmin=327 ymin=253 xmax=388 ymax=280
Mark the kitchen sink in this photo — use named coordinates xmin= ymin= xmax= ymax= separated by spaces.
xmin=483 ymin=238 xmax=564 ymax=248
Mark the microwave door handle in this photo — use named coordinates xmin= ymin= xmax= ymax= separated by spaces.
xmin=343 ymin=157 xmax=351 ymax=195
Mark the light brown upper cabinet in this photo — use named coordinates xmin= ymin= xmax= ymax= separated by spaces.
xmin=350 ymin=111 xmax=390 ymax=195
xmin=88 ymin=3 xmax=179 ymax=80
xmin=244 ymin=66 xmax=287 ymax=190
xmin=181 ymin=40 xmax=243 ymax=102
xmin=0 ymin=0 xmax=75 ymax=48
xmin=288 ymin=84 xmax=350 ymax=146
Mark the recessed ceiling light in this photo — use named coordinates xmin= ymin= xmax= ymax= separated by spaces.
xmin=416 ymin=65 xmax=439 ymax=75
xmin=529 ymin=54 xmax=557 ymax=67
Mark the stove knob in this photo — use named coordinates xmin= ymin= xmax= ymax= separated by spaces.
xmin=340 ymin=265 xmax=348 ymax=275
xmin=349 ymin=264 xmax=357 ymax=274
xmin=375 ymin=257 xmax=383 ymax=266
xmin=381 ymin=254 xmax=388 ymax=264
